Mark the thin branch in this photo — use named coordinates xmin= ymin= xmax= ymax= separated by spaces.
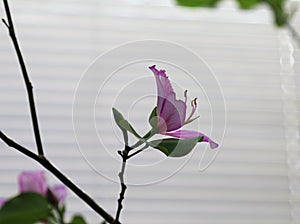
xmin=114 ymin=136 xmax=153 ymax=222
xmin=2 ymin=0 xmax=44 ymax=156
xmin=128 ymin=144 xmax=149 ymax=159
xmin=286 ymin=22 xmax=300 ymax=49
xmin=114 ymin=147 xmax=131 ymax=224
xmin=0 ymin=131 xmax=115 ymax=224
xmin=1 ymin=18 xmax=9 ymax=28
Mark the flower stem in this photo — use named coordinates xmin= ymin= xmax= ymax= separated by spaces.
xmin=128 ymin=144 xmax=149 ymax=159
xmin=130 ymin=129 xmax=155 ymax=149
xmin=114 ymin=146 xmax=131 ymax=224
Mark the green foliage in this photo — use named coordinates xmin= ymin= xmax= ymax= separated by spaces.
xmin=177 ymin=0 xmax=221 ymax=7
xmin=113 ymin=107 xmax=143 ymax=141
xmin=148 ymin=136 xmax=203 ymax=157
xmin=175 ymin=0 xmax=289 ymax=26
xmin=112 ymin=107 xmax=129 ymax=145
xmin=118 ymin=120 xmax=141 ymax=139
xmin=263 ymin=0 xmax=288 ymax=26
xmin=148 ymin=107 xmax=158 ymax=132
xmin=68 ymin=215 xmax=88 ymax=224
xmin=0 ymin=193 xmax=51 ymax=224
xmin=237 ymin=0 xmax=259 ymax=9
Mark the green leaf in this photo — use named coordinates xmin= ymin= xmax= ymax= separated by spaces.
xmin=176 ymin=0 xmax=221 ymax=7
xmin=176 ymin=0 xmax=289 ymax=26
xmin=148 ymin=107 xmax=158 ymax=132
xmin=68 ymin=215 xmax=88 ymax=224
xmin=112 ymin=108 xmax=129 ymax=145
xmin=0 ymin=192 xmax=51 ymax=224
xmin=148 ymin=136 xmax=203 ymax=157
xmin=112 ymin=108 xmax=142 ymax=141
xmin=264 ymin=0 xmax=288 ymax=26
xmin=236 ymin=0 xmax=260 ymax=9
xmin=118 ymin=120 xmax=141 ymax=139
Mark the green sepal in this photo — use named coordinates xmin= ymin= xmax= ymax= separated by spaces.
xmin=112 ymin=108 xmax=129 ymax=145
xmin=148 ymin=107 xmax=159 ymax=133
xmin=0 ymin=192 xmax=51 ymax=224
xmin=148 ymin=136 xmax=203 ymax=157
xmin=112 ymin=107 xmax=142 ymax=141
xmin=118 ymin=120 xmax=141 ymax=139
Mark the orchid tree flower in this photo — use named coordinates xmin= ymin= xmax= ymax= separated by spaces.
xmin=18 ymin=170 xmax=67 ymax=203
xmin=0 ymin=170 xmax=67 ymax=211
xmin=0 ymin=198 xmax=6 ymax=207
xmin=149 ymin=65 xmax=218 ymax=149
xmin=113 ymin=65 xmax=218 ymax=157
xmin=18 ymin=171 xmax=48 ymax=195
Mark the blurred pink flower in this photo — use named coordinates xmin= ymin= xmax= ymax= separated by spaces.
xmin=18 ymin=171 xmax=48 ymax=195
xmin=18 ymin=170 xmax=67 ymax=203
xmin=149 ymin=65 xmax=218 ymax=149
xmin=0 ymin=198 xmax=6 ymax=207
xmin=51 ymin=184 xmax=67 ymax=202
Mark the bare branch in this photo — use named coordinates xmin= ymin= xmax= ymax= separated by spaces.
xmin=2 ymin=0 xmax=44 ymax=156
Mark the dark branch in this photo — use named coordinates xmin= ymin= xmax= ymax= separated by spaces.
xmin=114 ymin=147 xmax=131 ymax=224
xmin=2 ymin=18 xmax=9 ymax=28
xmin=2 ymin=0 xmax=44 ymax=156
xmin=0 ymin=131 xmax=115 ymax=224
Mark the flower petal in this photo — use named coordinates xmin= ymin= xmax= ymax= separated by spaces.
xmin=51 ymin=185 xmax=67 ymax=203
xmin=149 ymin=65 xmax=173 ymax=98
xmin=18 ymin=171 xmax=48 ymax=195
xmin=149 ymin=65 xmax=186 ymax=132
xmin=165 ymin=129 xmax=219 ymax=149
xmin=158 ymin=93 xmax=186 ymax=132
xmin=0 ymin=198 xmax=7 ymax=207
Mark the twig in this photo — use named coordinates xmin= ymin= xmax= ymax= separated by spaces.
xmin=128 ymin=144 xmax=149 ymax=159
xmin=0 ymin=131 xmax=116 ymax=224
xmin=2 ymin=0 xmax=44 ymax=156
xmin=114 ymin=147 xmax=131 ymax=224
xmin=286 ymin=22 xmax=300 ymax=49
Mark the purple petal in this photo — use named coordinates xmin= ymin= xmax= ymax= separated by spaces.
xmin=165 ymin=129 xmax=219 ymax=149
xmin=0 ymin=198 xmax=7 ymax=207
xmin=51 ymin=185 xmax=67 ymax=202
xmin=18 ymin=171 xmax=48 ymax=195
xmin=149 ymin=65 xmax=186 ymax=132
xmin=149 ymin=65 xmax=173 ymax=97
xmin=158 ymin=93 xmax=186 ymax=132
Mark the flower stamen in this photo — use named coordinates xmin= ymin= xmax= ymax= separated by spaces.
xmin=186 ymin=98 xmax=197 ymax=122
xmin=184 ymin=90 xmax=188 ymax=104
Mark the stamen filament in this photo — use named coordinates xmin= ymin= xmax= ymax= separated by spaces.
xmin=186 ymin=98 xmax=197 ymax=122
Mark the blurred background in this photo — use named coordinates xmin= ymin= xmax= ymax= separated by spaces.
xmin=0 ymin=0 xmax=299 ymax=223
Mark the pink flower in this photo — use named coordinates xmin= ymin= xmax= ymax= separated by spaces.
xmin=18 ymin=171 xmax=67 ymax=203
xmin=51 ymin=185 xmax=67 ymax=202
xmin=149 ymin=65 xmax=218 ymax=149
xmin=18 ymin=171 xmax=48 ymax=195
xmin=0 ymin=198 xmax=6 ymax=207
